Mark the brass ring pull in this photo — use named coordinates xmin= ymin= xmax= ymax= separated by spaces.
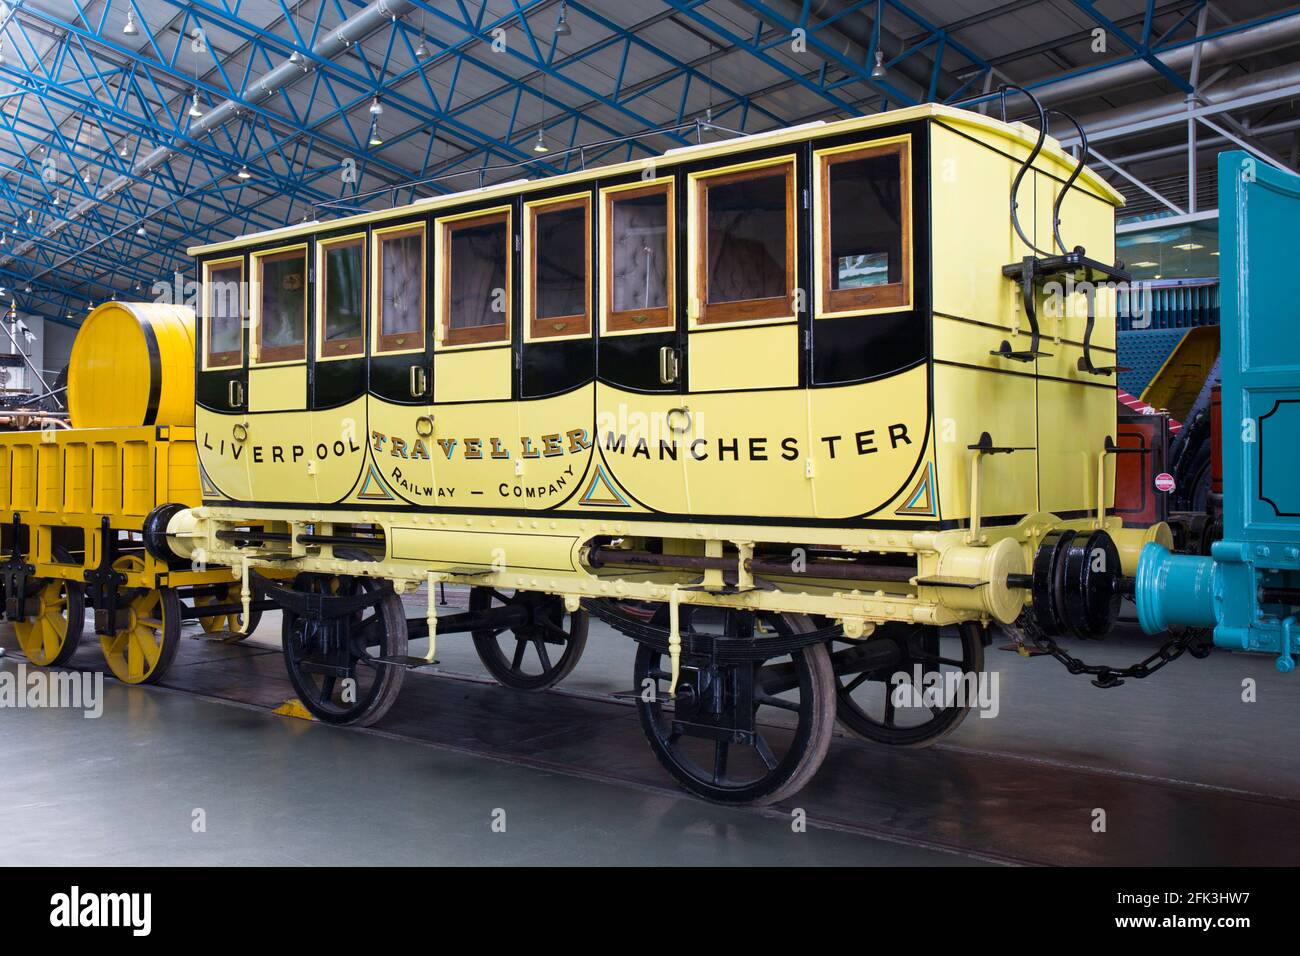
xmin=415 ymin=415 xmax=435 ymax=438
xmin=666 ymin=406 xmax=692 ymax=434
xmin=232 ymin=423 xmax=248 ymax=443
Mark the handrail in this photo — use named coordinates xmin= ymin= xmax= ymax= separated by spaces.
xmin=1045 ymin=108 xmax=1090 ymax=254
xmin=997 ymin=83 xmax=1053 ymax=258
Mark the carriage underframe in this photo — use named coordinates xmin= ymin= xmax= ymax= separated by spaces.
xmin=143 ymin=503 xmax=1161 ymax=804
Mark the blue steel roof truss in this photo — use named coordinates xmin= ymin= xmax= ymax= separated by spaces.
xmin=0 ymin=0 xmax=1290 ymax=324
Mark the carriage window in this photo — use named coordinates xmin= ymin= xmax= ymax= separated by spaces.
xmin=444 ymin=211 xmax=509 ymax=347
xmin=820 ymin=141 xmax=910 ymax=313
xmin=530 ymin=197 xmax=589 ymax=339
xmin=698 ymin=163 xmax=794 ymax=324
xmin=204 ymin=260 xmax=243 ymax=368
xmin=254 ymin=248 xmax=307 ymax=363
xmin=607 ymin=183 xmax=672 ymax=331
xmin=376 ymin=225 xmax=424 ymax=353
xmin=319 ymin=237 xmax=365 ymax=358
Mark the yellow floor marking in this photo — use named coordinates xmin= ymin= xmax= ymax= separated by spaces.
xmin=272 ymin=698 xmax=316 ymax=721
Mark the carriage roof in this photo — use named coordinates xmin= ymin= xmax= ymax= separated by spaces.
xmin=190 ymin=102 xmax=1123 ymax=258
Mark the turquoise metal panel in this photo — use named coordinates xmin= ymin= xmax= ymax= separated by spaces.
xmin=1135 ymin=152 xmax=1300 ymax=671
xmin=1220 ymin=152 xmax=1300 ymax=544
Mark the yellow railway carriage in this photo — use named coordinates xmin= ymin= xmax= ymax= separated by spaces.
xmin=0 ymin=303 xmax=261 ymax=685
xmin=153 ymin=100 xmax=1168 ymax=804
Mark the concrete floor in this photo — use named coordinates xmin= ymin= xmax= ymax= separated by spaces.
xmin=0 ymin=675 xmax=974 ymax=866
xmin=2 ymin=589 xmax=1298 ymax=866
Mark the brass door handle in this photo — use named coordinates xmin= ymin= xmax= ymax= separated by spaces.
xmin=227 ymin=379 xmax=244 ymax=409
xmin=409 ymin=365 xmax=428 ymax=399
xmin=658 ymin=346 xmax=679 ymax=385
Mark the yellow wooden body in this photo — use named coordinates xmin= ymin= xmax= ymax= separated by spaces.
xmin=67 ymin=301 xmax=197 ymax=430
xmin=4 ymin=301 xmax=234 ymax=594
xmin=0 ymin=423 xmax=233 ymax=591
xmin=177 ymin=104 xmax=1159 ymax=634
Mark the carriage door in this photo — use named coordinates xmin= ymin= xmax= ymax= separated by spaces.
xmin=593 ymin=175 xmax=686 ymax=515
xmin=682 ymin=154 xmax=812 ymax=518
xmin=519 ymin=189 xmax=596 ymax=510
xmin=246 ymin=242 xmax=310 ymax=503
xmin=808 ymin=134 xmax=927 ymax=520
xmin=432 ymin=204 xmax=517 ymax=506
xmin=366 ymin=220 xmax=436 ymax=506
xmin=196 ymin=254 xmax=252 ymax=502
xmin=311 ymin=231 xmax=371 ymax=505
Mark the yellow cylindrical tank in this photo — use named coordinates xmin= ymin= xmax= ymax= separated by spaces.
xmin=68 ymin=302 xmax=196 ymax=430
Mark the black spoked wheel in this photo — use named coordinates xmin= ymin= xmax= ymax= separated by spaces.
xmin=281 ymin=575 xmax=407 ymax=726
xmin=635 ymin=607 xmax=835 ymax=806
xmin=469 ymin=588 xmax=588 ymax=691
xmin=833 ymin=621 xmax=985 ymax=747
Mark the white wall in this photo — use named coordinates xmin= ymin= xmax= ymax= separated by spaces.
xmin=44 ymin=321 xmax=77 ymax=379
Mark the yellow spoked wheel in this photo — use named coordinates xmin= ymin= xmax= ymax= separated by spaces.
xmin=98 ymin=556 xmax=181 ymax=685
xmin=13 ymin=579 xmax=86 ymax=667
xmin=193 ymin=582 xmax=262 ymax=643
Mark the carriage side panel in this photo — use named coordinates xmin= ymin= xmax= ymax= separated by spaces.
xmin=928 ymin=122 xmax=1040 ymax=522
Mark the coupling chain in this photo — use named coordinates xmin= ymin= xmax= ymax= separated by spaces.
xmin=1011 ymin=611 xmax=1212 ymax=689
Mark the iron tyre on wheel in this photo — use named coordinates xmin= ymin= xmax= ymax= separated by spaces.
xmin=634 ymin=610 xmax=836 ymax=806
xmin=281 ymin=576 xmax=407 ymax=726
xmin=469 ymin=588 xmax=588 ymax=690
xmin=833 ymin=621 xmax=985 ymax=747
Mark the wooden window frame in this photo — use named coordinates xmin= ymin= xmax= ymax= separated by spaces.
xmin=440 ymin=209 xmax=511 ymax=348
xmin=373 ymin=223 xmax=426 ymax=355
xmin=818 ymin=139 xmax=911 ymax=316
xmin=695 ymin=160 xmax=796 ymax=326
xmin=203 ymin=255 xmax=244 ymax=370
xmin=251 ymin=245 xmax=308 ymax=365
xmin=527 ymin=194 xmax=591 ymax=340
xmin=604 ymin=180 xmax=674 ymax=333
xmin=316 ymin=233 xmax=367 ymax=361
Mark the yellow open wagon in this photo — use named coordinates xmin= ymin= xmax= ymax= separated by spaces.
xmin=0 ymin=302 xmax=263 ymax=684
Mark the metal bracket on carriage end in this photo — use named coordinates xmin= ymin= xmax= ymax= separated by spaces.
xmin=1001 ymin=249 xmax=1132 ymax=286
xmin=1103 ymin=435 xmax=1148 ymax=455
xmin=990 ymin=339 xmax=1051 ymax=363
xmin=1076 ymin=356 xmax=1131 ymax=376
xmin=967 ymin=432 xmax=1033 ymax=455
xmin=996 ymin=256 xmax=1053 ymax=362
